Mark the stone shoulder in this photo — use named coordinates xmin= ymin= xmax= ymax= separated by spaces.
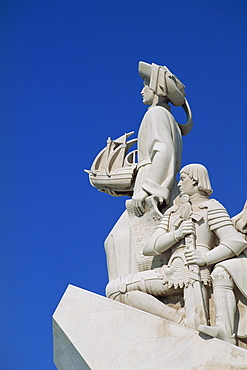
xmin=200 ymin=198 xmax=226 ymax=212
xmin=146 ymin=105 xmax=171 ymax=117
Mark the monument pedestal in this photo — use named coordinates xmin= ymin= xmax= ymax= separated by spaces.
xmin=53 ymin=285 xmax=247 ymax=369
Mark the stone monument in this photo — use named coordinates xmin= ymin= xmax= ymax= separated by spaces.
xmin=53 ymin=62 xmax=247 ymax=369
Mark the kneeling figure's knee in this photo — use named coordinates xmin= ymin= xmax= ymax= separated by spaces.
xmin=106 ymin=277 xmax=127 ymax=300
xmin=211 ymin=265 xmax=234 ymax=289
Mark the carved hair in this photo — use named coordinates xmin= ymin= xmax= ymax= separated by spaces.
xmin=180 ymin=164 xmax=213 ymax=196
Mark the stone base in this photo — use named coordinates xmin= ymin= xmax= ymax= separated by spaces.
xmin=53 ymin=285 xmax=247 ymax=369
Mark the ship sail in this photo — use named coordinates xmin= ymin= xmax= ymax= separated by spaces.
xmin=84 ymin=132 xmax=138 ymax=196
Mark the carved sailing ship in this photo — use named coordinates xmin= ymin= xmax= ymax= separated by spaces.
xmin=85 ymin=131 xmax=137 ymax=196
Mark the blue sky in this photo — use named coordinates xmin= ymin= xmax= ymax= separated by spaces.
xmin=1 ymin=1 xmax=247 ymax=369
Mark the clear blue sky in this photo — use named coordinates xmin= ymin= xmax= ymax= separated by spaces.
xmin=1 ymin=1 xmax=247 ymax=369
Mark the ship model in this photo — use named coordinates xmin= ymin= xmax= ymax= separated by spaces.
xmin=85 ymin=131 xmax=138 ymax=196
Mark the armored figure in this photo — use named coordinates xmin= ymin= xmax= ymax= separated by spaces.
xmin=190 ymin=201 xmax=247 ymax=345
xmin=106 ymin=164 xmax=247 ymax=329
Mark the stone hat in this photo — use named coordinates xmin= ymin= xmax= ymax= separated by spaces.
xmin=138 ymin=61 xmax=186 ymax=107
xmin=138 ymin=61 xmax=152 ymax=83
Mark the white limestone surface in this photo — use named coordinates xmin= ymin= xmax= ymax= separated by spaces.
xmin=53 ymin=285 xmax=247 ymax=370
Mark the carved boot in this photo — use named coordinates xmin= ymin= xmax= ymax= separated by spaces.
xmin=106 ymin=273 xmax=185 ymax=325
xmin=198 ymin=267 xmax=236 ymax=345
xmin=198 ymin=325 xmax=236 ymax=345
xmin=123 ymin=290 xmax=185 ymax=325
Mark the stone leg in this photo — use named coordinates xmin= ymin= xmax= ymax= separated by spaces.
xmin=184 ymin=283 xmax=209 ymax=330
xmin=106 ymin=270 xmax=184 ymax=324
xmin=198 ymin=266 xmax=236 ymax=345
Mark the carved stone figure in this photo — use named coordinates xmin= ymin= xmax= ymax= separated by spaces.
xmin=106 ymin=164 xmax=247 ymax=331
xmin=189 ymin=201 xmax=247 ymax=345
xmin=54 ymin=61 xmax=247 ymax=370
xmin=103 ymin=62 xmax=193 ymax=280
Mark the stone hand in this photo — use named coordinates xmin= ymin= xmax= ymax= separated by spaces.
xmin=132 ymin=190 xmax=148 ymax=217
xmin=149 ymin=194 xmax=164 ymax=219
xmin=174 ymin=220 xmax=196 ymax=240
xmin=184 ymin=250 xmax=206 ymax=266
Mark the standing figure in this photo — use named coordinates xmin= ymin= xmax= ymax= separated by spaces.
xmin=106 ymin=164 xmax=247 ymax=329
xmin=105 ymin=62 xmax=193 ymax=280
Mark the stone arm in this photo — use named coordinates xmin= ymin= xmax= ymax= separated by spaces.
xmin=200 ymin=226 xmax=245 ymax=266
xmin=185 ymin=205 xmax=247 ymax=267
xmin=133 ymin=107 xmax=180 ymax=216
xmin=141 ymin=108 xmax=178 ymax=203
xmin=144 ymin=217 xmax=195 ymax=256
xmin=132 ymin=141 xmax=175 ymax=216
xmin=141 ymin=143 xmax=176 ymax=201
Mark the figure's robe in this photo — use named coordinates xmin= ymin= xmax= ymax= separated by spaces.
xmin=105 ymin=105 xmax=182 ymax=281
xmin=134 ymin=105 xmax=182 ymax=203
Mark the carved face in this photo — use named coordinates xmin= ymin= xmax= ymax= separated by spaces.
xmin=140 ymin=85 xmax=154 ymax=105
xmin=178 ymin=172 xmax=198 ymax=196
